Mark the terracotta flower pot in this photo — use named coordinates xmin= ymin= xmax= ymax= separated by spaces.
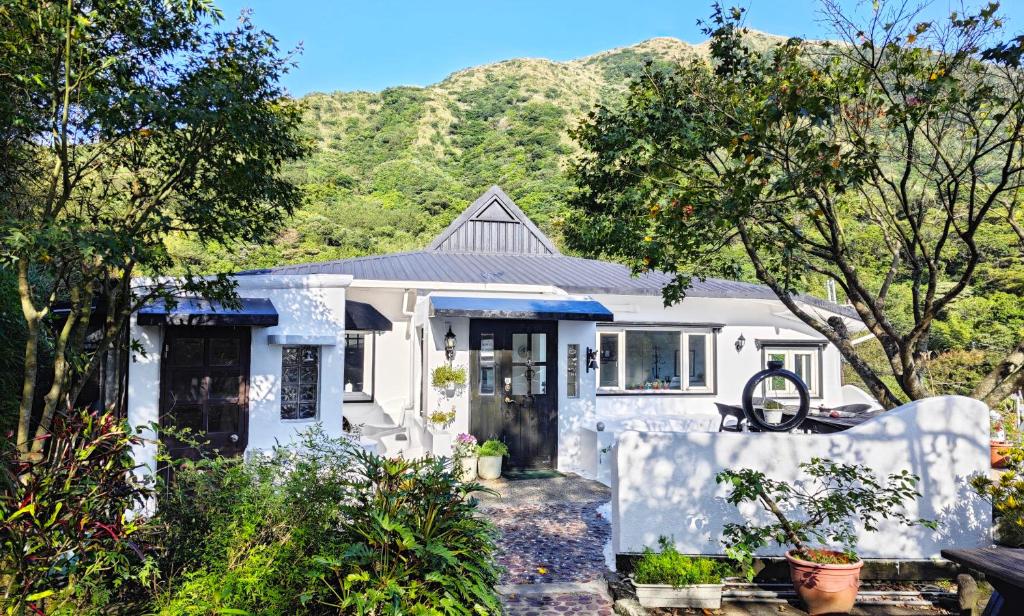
xmin=785 ymin=549 xmax=863 ymax=615
xmin=991 ymin=441 xmax=1012 ymax=469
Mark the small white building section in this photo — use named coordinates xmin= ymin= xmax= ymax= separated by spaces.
xmin=127 ymin=186 xmax=869 ymax=480
xmin=127 ymin=274 xmax=352 ymax=475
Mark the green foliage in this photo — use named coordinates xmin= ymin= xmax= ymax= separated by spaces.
xmin=477 ymin=439 xmax=509 ymax=458
xmin=565 ymin=1 xmax=1024 ymax=407
xmin=971 ymin=443 xmax=1024 ymax=547
xmin=716 ymin=458 xmax=934 ymax=580
xmin=431 ymin=364 xmax=467 ymax=389
xmin=317 ymin=448 xmax=501 ymax=614
xmin=0 ymin=0 xmax=307 ymax=453
xmin=165 ymin=38 xmax=704 ymax=272
xmin=0 ymin=411 xmax=156 ymax=615
xmin=154 ymin=429 xmax=501 ymax=615
xmin=632 ymin=536 xmax=729 ymax=587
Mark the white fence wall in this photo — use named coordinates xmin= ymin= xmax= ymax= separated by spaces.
xmin=612 ymin=396 xmax=991 ymax=559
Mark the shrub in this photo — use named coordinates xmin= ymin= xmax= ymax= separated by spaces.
xmin=632 ymin=536 xmax=729 ymax=587
xmin=154 ymin=428 xmax=502 ymax=615
xmin=316 ymin=448 xmax=501 ymax=614
xmin=477 ymin=439 xmax=509 ymax=457
xmin=717 ymin=458 xmax=935 ymax=579
xmin=971 ymin=443 xmax=1024 ymax=547
xmin=0 ymin=410 xmax=157 ymax=615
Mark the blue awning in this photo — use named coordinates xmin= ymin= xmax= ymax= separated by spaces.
xmin=429 ymin=296 xmax=614 ymax=322
xmin=137 ymin=297 xmax=279 ymax=327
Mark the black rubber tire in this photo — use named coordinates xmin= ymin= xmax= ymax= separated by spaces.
xmin=741 ymin=366 xmax=810 ymax=432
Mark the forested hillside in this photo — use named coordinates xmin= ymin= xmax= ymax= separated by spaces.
xmin=168 ymin=36 xmax=777 ymax=271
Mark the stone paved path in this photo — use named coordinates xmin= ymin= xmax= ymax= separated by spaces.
xmin=473 ymin=474 xmax=613 ymax=615
xmin=500 ymin=589 xmax=614 ymax=615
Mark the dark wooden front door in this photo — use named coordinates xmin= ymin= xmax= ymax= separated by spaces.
xmin=469 ymin=319 xmax=557 ymax=469
xmin=160 ymin=326 xmax=250 ymax=459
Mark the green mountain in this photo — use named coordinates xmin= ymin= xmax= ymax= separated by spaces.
xmin=169 ymin=35 xmax=786 ymax=271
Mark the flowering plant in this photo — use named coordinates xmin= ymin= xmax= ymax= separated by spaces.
xmin=453 ymin=433 xmax=478 ymax=458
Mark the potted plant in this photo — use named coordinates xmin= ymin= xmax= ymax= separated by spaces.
xmin=431 ymin=364 xmax=466 ymax=393
xmin=971 ymin=442 xmax=1024 ymax=547
xmin=717 ymin=458 xmax=935 ymax=615
xmin=453 ymin=433 xmax=478 ymax=481
xmin=630 ymin=536 xmax=730 ymax=608
xmin=762 ymin=399 xmax=785 ymax=424
xmin=476 ymin=439 xmax=508 ymax=480
xmin=427 ymin=407 xmax=456 ymax=431
xmin=990 ymin=402 xmax=1018 ymax=469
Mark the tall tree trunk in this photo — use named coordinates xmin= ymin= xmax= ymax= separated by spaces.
xmin=31 ymin=286 xmax=83 ymax=454
xmin=16 ymin=261 xmax=41 ymax=454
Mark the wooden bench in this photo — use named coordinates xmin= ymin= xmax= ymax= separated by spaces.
xmin=942 ymin=547 xmax=1024 ymax=615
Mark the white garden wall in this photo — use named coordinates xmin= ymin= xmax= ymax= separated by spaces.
xmin=612 ymin=395 xmax=991 ymax=559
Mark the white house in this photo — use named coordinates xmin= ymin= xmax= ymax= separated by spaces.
xmin=127 ymin=186 xmax=868 ymax=479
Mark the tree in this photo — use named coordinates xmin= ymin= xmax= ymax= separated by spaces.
xmin=0 ymin=0 xmax=306 ymax=454
xmin=567 ymin=1 xmax=1024 ymax=408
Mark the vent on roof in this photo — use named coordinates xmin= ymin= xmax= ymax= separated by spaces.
xmin=427 ymin=186 xmax=560 ymax=256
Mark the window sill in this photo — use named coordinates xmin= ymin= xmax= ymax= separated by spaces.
xmin=597 ymin=389 xmax=715 ymax=396
xmin=344 ymin=393 xmax=373 ymax=403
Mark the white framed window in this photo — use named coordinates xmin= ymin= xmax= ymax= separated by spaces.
xmin=763 ymin=347 xmax=821 ymax=397
xmin=344 ymin=333 xmax=375 ymax=402
xmin=597 ymin=327 xmax=714 ymax=393
xmin=281 ymin=345 xmax=320 ymax=420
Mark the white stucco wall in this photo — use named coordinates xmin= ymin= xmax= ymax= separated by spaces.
xmin=611 ymin=395 xmax=991 ymax=559
xmin=128 ymin=274 xmax=351 ymax=475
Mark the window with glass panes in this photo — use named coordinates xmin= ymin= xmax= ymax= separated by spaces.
xmin=597 ymin=328 xmax=713 ymax=392
xmin=762 ymin=347 xmax=820 ymax=397
xmin=281 ymin=345 xmax=319 ymax=419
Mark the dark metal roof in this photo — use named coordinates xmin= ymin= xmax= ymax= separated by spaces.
xmin=137 ymin=297 xmax=278 ymax=327
xmin=239 ymin=186 xmax=858 ymax=320
xmin=429 ymin=296 xmax=614 ymax=322
xmin=247 ymin=252 xmax=857 ymax=319
xmin=346 ymin=299 xmax=393 ymax=332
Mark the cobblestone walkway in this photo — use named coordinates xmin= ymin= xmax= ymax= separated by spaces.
xmin=473 ymin=474 xmax=613 ymax=615
xmin=500 ymin=589 xmax=614 ymax=615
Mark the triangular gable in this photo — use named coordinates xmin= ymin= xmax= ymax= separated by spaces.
xmin=427 ymin=186 xmax=560 ymax=255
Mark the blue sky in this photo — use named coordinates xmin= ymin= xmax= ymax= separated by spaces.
xmin=218 ymin=1 xmax=1024 ymax=96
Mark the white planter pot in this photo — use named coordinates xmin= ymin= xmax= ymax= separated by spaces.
xmin=477 ymin=455 xmax=503 ymax=480
xmin=632 ymin=582 xmax=723 ymax=609
xmin=458 ymin=456 xmax=478 ymax=481
xmin=764 ymin=409 xmax=784 ymax=424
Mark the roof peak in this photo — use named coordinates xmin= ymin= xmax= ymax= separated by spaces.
xmin=426 ymin=186 xmax=560 ymax=256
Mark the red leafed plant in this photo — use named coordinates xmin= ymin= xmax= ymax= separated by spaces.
xmin=0 ymin=410 xmax=157 ymax=613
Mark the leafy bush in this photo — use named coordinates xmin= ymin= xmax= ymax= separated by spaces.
xmin=316 ymin=448 xmax=501 ymax=614
xmin=632 ymin=536 xmax=729 ymax=587
xmin=155 ymin=429 xmax=502 ymax=615
xmin=717 ymin=459 xmax=935 ymax=579
xmin=971 ymin=443 xmax=1024 ymax=547
xmin=0 ymin=411 xmax=156 ymax=615
xmin=477 ymin=439 xmax=509 ymax=457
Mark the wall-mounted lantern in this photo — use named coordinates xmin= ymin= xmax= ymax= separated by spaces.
xmin=585 ymin=347 xmax=598 ymax=372
xmin=444 ymin=325 xmax=457 ymax=362
xmin=735 ymin=333 xmax=746 ymax=352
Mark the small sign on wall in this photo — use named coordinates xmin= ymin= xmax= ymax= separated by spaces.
xmin=567 ymin=344 xmax=580 ymax=398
